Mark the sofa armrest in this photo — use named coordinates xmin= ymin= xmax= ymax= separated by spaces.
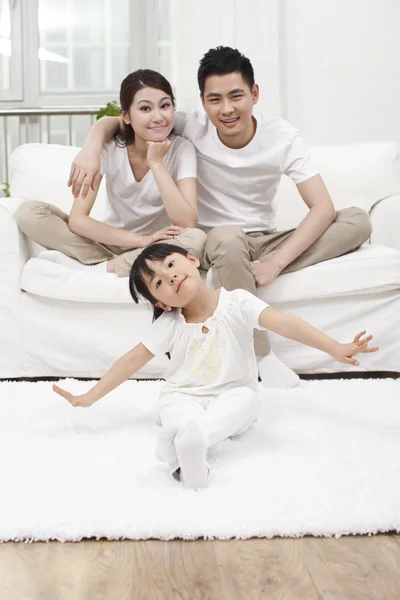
xmin=0 ymin=196 xmax=26 ymax=215
xmin=0 ymin=197 xmax=31 ymax=294
xmin=370 ymin=195 xmax=400 ymax=251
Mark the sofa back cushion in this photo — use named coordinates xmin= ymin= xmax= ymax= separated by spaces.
xmin=275 ymin=141 xmax=400 ymax=229
xmin=10 ymin=140 xmax=400 ymax=230
xmin=10 ymin=143 xmax=108 ymax=221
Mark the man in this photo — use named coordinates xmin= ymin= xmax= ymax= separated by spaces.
xmin=68 ymin=46 xmax=371 ymax=388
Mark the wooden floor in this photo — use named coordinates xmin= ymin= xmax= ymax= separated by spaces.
xmin=0 ymin=535 xmax=399 ymax=600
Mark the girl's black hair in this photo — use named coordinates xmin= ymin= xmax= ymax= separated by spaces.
xmin=129 ymin=243 xmax=189 ymax=320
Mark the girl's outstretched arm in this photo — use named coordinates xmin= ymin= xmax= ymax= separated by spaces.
xmin=259 ymin=308 xmax=378 ymax=366
xmin=53 ymin=343 xmax=154 ymax=407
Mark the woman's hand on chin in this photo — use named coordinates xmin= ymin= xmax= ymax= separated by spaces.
xmin=146 ymin=139 xmax=172 ymax=167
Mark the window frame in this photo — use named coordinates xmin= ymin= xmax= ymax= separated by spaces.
xmin=0 ymin=0 xmax=23 ymax=102
xmin=0 ymin=0 xmax=159 ymax=108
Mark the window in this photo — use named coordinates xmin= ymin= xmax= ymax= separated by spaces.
xmin=0 ymin=0 xmax=23 ymax=101
xmin=0 ymin=0 xmax=159 ymax=108
xmin=38 ymin=0 xmax=130 ymax=96
xmin=0 ymin=0 xmax=11 ymax=91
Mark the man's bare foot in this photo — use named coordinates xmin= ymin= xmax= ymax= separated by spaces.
xmin=106 ymin=260 xmax=116 ymax=273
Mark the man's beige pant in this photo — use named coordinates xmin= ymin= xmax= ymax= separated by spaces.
xmin=202 ymin=207 xmax=372 ymax=356
xmin=15 ymin=200 xmax=207 ymax=277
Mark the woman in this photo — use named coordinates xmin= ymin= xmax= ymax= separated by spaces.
xmin=15 ymin=70 xmax=206 ymax=276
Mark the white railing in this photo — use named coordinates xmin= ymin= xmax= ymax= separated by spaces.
xmin=0 ymin=107 xmax=101 ymax=184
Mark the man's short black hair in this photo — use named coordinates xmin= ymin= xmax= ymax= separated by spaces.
xmin=197 ymin=46 xmax=255 ymax=96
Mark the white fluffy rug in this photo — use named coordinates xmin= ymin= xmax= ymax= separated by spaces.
xmin=0 ymin=378 xmax=399 ymax=542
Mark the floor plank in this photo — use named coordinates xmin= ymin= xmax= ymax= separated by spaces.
xmin=302 ymin=534 xmax=400 ymax=599
xmin=0 ymin=535 xmax=400 ymax=600
xmin=214 ymin=538 xmax=320 ymax=600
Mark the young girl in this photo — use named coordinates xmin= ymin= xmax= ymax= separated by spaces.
xmin=15 ymin=70 xmax=206 ymax=277
xmin=53 ymin=244 xmax=378 ymax=490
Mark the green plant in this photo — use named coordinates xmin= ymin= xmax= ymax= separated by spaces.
xmin=1 ymin=182 xmax=10 ymax=198
xmin=96 ymin=101 xmax=121 ymax=120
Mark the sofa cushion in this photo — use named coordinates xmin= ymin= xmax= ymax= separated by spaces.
xmin=20 ymin=245 xmax=400 ymax=305
xmin=275 ymin=141 xmax=400 ymax=230
xmin=10 ymin=144 xmax=108 ymax=221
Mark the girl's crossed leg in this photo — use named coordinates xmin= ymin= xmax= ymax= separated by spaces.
xmin=156 ymin=386 xmax=259 ymax=489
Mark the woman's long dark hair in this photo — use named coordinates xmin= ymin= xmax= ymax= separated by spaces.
xmin=129 ymin=243 xmax=189 ymax=320
xmin=116 ymin=69 xmax=175 ymax=147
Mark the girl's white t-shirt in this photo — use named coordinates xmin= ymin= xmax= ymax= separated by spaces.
xmin=141 ymin=288 xmax=269 ymax=399
xmin=174 ymin=111 xmax=319 ymax=233
xmin=99 ymin=135 xmax=197 ymax=235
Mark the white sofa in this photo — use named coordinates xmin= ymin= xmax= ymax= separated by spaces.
xmin=1 ymin=141 xmax=400 ymax=379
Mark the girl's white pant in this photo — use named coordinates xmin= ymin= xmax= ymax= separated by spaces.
xmin=156 ymin=386 xmax=259 ymax=465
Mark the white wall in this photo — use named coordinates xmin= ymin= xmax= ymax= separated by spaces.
xmin=167 ymin=0 xmax=400 ymax=145
xmin=283 ymin=0 xmax=400 ymax=144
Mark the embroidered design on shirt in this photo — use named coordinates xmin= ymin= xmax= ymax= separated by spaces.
xmin=187 ymin=333 xmax=222 ymax=382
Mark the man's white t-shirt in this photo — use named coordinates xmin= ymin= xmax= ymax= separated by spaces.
xmin=99 ymin=135 xmax=196 ymax=235
xmin=141 ymin=288 xmax=269 ymax=400
xmin=174 ymin=112 xmax=319 ymax=233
